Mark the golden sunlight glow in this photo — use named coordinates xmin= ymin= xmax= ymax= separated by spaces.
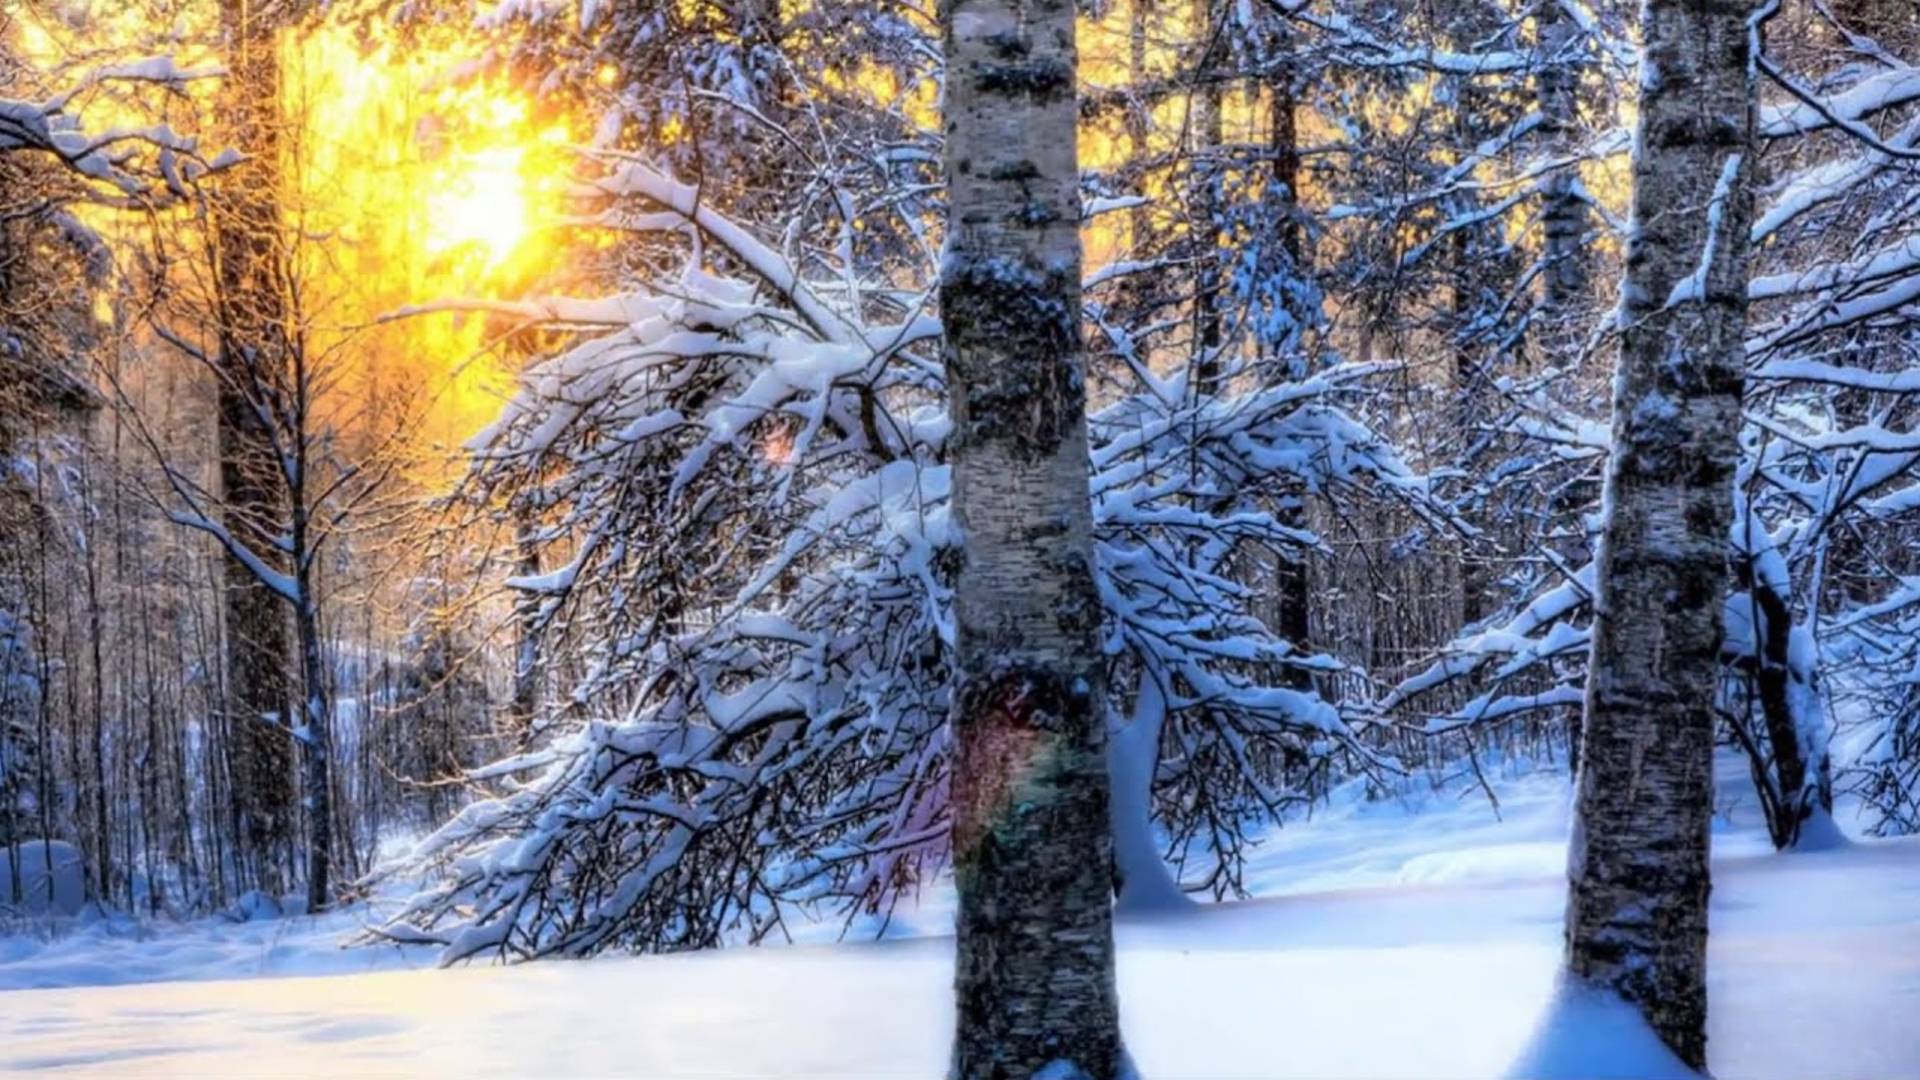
xmin=285 ymin=24 xmax=575 ymax=286
xmin=425 ymin=145 xmax=535 ymax=267
xmin=13 ymin=0 xmax=1637 ymax=475
xmin=10 ymin=4 xmax=584 ymax=471
xmin=280 ymin=21 xmax=583 ymax=460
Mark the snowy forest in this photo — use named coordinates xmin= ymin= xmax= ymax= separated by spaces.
xmin=1 ymin=0 xmax=1918 ymax=1075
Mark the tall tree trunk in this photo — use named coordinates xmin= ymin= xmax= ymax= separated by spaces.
xmin=1534 ymin=0 xmax=1590 ymax=355
xmin=1563 ymin=0 xmax=1757 ymax=1065
xmin=1446 ymin=0 xmax=1522 ymax=631
xmin=215 ymin=0 xmax=297 ymax=898
xmin=286 ymin=321 xmax=332 ymax=913
xmin=1192 ymin=12 xmax=1226 ymax=401
xmin=1265 ymin=27 xmax=1314 ymax=689
xmin=1532 ymin=13 xmax=1604 ymax=769
xmin=941 ymin=0 xmax=1124 ymax=1074
xmin=1125 ymin=0 xmax=1151 ymax=271
xmin=78 ymin=466 xmax=111 ymax=903
xmin=293 ymin=577 xmax=332 ymax=913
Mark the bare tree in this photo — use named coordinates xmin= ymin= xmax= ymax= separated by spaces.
xmin=209 ymin=0 xmax=308 ymax=898
xmin=125 ymin=296 xmax=399 ymax=914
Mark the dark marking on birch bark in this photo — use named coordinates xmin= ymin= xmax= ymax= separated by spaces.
xmin=943 ymin=260 xmax=1081 ymax=460
xmin=974 ymin=58 xmax=1074 ymax=101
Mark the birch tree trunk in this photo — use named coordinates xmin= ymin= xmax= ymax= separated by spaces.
xmin=215 ymin=0 xmax=297 ymax=899
xmin=1534 ymin=0 xmax=1590 ymax=356
xmin=1563 ymin=0 xmax=1757 ymax=1065
xmin=942 ymin=0 xmax=1124 ymax=1074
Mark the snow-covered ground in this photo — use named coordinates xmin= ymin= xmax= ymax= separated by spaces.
xmin=1 ymin=756 xmax=1916 ymax=1078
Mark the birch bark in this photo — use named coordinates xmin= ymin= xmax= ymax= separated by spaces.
xmin=942 ymin=0 xmax=1125 ymax=1073
xmin=1563 ymin=0 xmax=1757 ymax=1065
xmin=1535 ymin=0 xmax=1591 ymax=352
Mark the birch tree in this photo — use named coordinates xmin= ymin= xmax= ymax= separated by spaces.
xmin=1379 ymin=3 xmax=1920 ymax=846
xmin=941 ymin=0 xmax=1124 ymax=1074
xmin=1532 ymin=0 xmax=1592 ymax=357
xmin=1562 ymin=0 xmax=1757 ymax=1064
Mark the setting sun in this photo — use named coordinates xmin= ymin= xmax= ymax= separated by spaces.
xmin=425 ymin=145 xmax=533 ymax=266
xmin=270 ymin=21 xmax=583 ymax=461
xmin=288 ymin=31 xmax=571 ymax=285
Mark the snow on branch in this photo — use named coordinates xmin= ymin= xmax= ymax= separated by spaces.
xmin=1 ymin=57 xmax=232 ymax=197
xmin=378 ymin=150 xmax=1452 ymax=959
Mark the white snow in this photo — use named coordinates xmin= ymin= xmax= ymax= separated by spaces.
xmin=1758 ymin=68 xmax=1920 ymax=139
xmin=0 ymin=902 xmax=420 ymax=992
xmin=1508 ymin=981 xmax=1700 ymax=1079
xmin=0 ymin=759 xmax=1916 ymax=1077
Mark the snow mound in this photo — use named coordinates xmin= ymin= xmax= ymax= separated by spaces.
xmin=1787 ymin=809 xmax=1849 ymax=853
xmin=1507 ymin=982 xmax=1701 ymax=1079
xmin=1395 ymin=840 xmax=1568 ymax=886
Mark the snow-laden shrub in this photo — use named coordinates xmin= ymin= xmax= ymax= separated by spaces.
xmin=375 ymin=156 xmax=1458 ymax=960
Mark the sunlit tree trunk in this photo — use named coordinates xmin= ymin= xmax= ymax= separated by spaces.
xmin=289 ymin=472 xmax=332 ymax=913
xmin=1192 ymin=11 xmax=1226 ymax=400
xmin=941 ymin=0 xmax=1124 ymax=1073
xmin=1563 ymin=0 xmax=1757 ymax=1065
xmin=214 ymin=0 xmax=297 ymax=899
xmin=1125 ymin=0 xmax=1151 ymax=266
